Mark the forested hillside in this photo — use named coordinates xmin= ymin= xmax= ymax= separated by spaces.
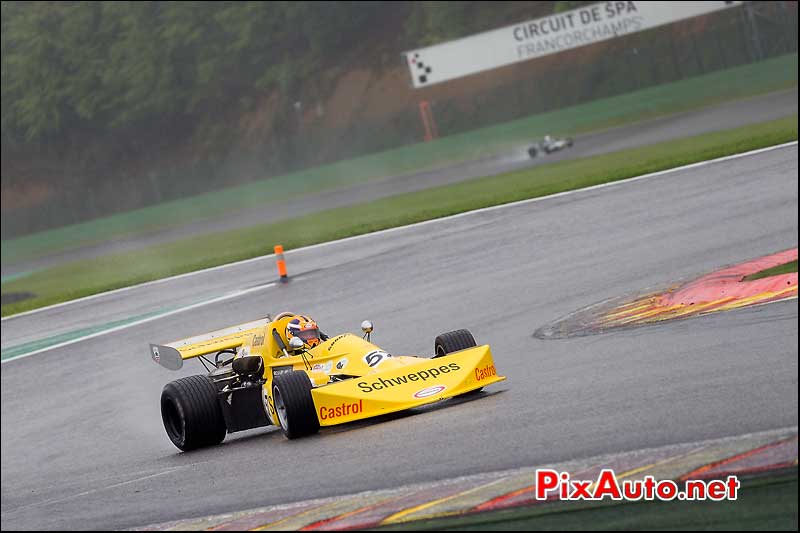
xmin=2 ymin=1 xmax=795 ymax=239
xmin=3 ymin=1 xmax=571 ymax=237
xmin=2 ymin=2 xmax=563 ymax=144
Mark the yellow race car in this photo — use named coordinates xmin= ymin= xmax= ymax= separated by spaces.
xmin=150 ymin=312 xmax=505 ymax=451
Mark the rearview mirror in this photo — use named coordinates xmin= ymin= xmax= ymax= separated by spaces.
xmin=288 ymin=337 xmax=305 ymax=351
xmin=361 ymin=320 xmax=374 ymax=341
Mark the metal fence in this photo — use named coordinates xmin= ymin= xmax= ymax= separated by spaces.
xmin=271 ymin=2 xmax=799 ymax=171
xmin=423 ymin=1 xmax=797 ymax=138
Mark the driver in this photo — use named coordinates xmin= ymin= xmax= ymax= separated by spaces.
xmin=285 ymin=315 xmax=327 ymax=351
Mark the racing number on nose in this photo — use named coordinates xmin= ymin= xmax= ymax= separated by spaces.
xmin=364 ymin=350 xmax=391 ymax=367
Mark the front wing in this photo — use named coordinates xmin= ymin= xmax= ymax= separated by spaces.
xmin=311 ymin=345 xmax=505 ymax=426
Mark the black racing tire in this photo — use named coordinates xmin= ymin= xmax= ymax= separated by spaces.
xmin=434 ymin=329 xmax=482 ymax=395
xmin=161 ymin=375 xmax=226 ymax=451
xmin=566 ymin=137 xmax=574 ymax=147
xmin=272 ymin=371 xmax=320 ymax=439
xmin=433 ymin=329 xmax=477 ymax=358
xmin=528 ymin=146 xmax=538 ymax=158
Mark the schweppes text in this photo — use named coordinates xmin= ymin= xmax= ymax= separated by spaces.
xmin=357 ymin=363 xmax=460 ymax=393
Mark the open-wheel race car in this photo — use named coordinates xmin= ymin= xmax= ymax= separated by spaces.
xmin=150 ymin=312 xmax=505 ymax=450
xmin=527 ymin=134 xmax=574 ymax=158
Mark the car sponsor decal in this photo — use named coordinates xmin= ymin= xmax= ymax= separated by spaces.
xmin=264 ymin=392 xmax=277 ymax=425
xmin=363 ymin=349 xmax=392 ymax=368
xmin=319 ymin=399 xmax=363 ymax=421
xmin=413 ymin=385 xmax=446 ymax=398
xmin=357 ymin=362 xmax=460 ymax=393
xmin=252 ymin=334 xmax=265 ymax=347
xmin=312 ymin=361 xmax=333 ymax=374
xmin=475 ymin=363 xmax=497 ymax=381
xmin=326 ymin=335 xmax=346 ymax=352
xmin=272 ymin=365 xmax=294 ymax=377
xmin=335 ymin=358 xmax=349 ymax=370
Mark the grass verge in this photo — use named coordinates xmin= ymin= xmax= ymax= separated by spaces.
xmin=2 ymin=53 xmax=797 ymax=265
xmin=2 ymin=114 xmax=797 ymax=317
xmin=375 ymin=470 xmax=798 ymax=531
xmin=744 ymin=260 xmax=798 ymax=282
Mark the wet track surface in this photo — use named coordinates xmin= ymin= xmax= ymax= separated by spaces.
xmin=2 ymin=88 xmax=797 ymax=278
xmin=1 ymin=143 xmax=798 ymax=528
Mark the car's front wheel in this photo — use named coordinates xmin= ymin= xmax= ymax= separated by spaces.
xmin=433 ymin=329 xmax=477 ymax=357
xmin=272 ymin=371 xmax=320 ymax=439
xmin=161 ymin=375 xmax=226 ymax=451
xmin=433 ymin=329 xmax=483 ymax=395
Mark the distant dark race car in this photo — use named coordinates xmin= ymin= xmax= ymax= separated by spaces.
xmin=528 ymin=134 xmax=574 ymax=158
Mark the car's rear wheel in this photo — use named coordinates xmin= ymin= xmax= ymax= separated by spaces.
xmin=272 ymin=371 xmax=320 ymax=439
xmin=433 ymin=329 xmax=483 ymax=395
xmin=161 ymin=375 xmax=226 ymax=451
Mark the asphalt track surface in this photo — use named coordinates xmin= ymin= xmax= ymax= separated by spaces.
xmin=1 ymin=145 xmax=798 ymax=530
xmin=2 ymin=88 xmax=797 ymax=278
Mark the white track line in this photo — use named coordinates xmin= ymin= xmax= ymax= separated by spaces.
xmin=0 ymin=282 xmax=275 ymax=364
xmin=3 ymin=467 xmax=187 ymax=515
xmin=3 ymin=140 xmax=796 ymax=322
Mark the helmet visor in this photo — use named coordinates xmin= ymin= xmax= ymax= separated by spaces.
xmin=295 ymin=328 xmax=320 ymax=342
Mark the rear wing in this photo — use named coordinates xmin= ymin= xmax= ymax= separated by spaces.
xmin=150 ymin=317 xmax=270 ymax=370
